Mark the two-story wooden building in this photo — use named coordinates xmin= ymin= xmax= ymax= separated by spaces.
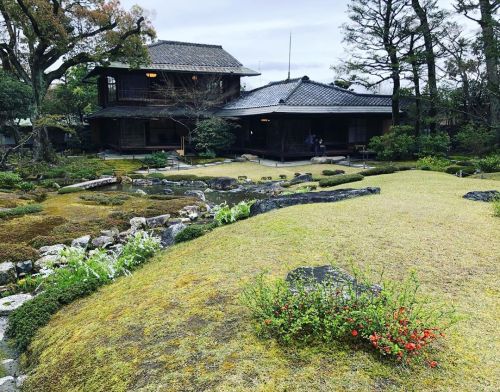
xmin=86 ymin=40 xmax=395 ymax=159
xmin=86 ymin=40 xmax=259 ymax=152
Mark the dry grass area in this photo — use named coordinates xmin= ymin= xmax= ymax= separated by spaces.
xmin=20 ymin=170 xmax=500 ymax=391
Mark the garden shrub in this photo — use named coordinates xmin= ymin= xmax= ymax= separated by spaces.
xmin=322 ymin=169 xmax=345 ymax=176
xmin=79 ymin=193 xmax=130 ymax=206
xmin=213 ymin=200 xmax=254 ymax=225
xmin=455 ymin=123 xmax=496 ymax=155
xmin=17 ymin=181 xmax=36 ymax=192
xmin=0 ymin=204 xmax=43 ymax=219
xmin=359 ymin=166 xmax=397 ymax=176
xmin=444 ymin=166 xmax=476 ymax=176
xmin=318 ymin=174 xmax=364 ymax=188
xmin=163 ymin=174 xmax=217 ymax=182
xmin=192 ymin=117 xmax=237 ymax=155
xmin=175 ymin=223 xmax=217 ymax=244
xmin=146 ymin=172 xmax=165 ymax=180
xmin=142 ymin=152 xmax=169 ymax=168
xmin=475 ymin=154 xmax=500 ymax=173
xmin=368 ymin=126 xmax=416 ymax=160
xmin=416 ymin=156 xmax=451 ymax=172
xmin=0 ymin=172 xmax=22 ymax=189
xmin=0 ymin=243 xmax=39 ymax=262
xmin=416 ymin=133 xmax=451 ymax=158
xmin=243 ymin=271 xmax=455 ymax=365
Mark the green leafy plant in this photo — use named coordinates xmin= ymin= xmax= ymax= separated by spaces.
xmin=213 ymin=200 xmax=255 ymax=225
xmin=416 ymin=156 xmax=451 ymax=172
xmin=416 ymin=133 xmax=451 ymax=158
xmin=318 ymin=174 xmax=364 ymax=187
xmin=192 ymin=117 xmax=237 ymax=155
xmin=0 ymin=204 xmax=43 ymax=219
xmin=475 ymin=154 xmax=500 ymax=173
xmin=368 ymin=126 xmax=416 ymax=160
xmin=359 ymin=166 xmax=397 ymax=176
xmin=0 ymin=172 xmax=22 ymax=189
xmin=142 ymin=152 xmax=169 ymax=168
xmin=243 ymin=271 xmax=455 ymax=365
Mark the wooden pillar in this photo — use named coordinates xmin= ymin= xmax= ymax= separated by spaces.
xmin=280 ymin=119 xmax=287 ymax=163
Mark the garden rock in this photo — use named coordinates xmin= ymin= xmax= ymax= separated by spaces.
xmin=0 ymin=376 xmax=15 ymax=391
xmin=91 ymin=236 xmax=115 ymax=248
xmin=130 ymin=217 xmax=147 ymax=231
xmin=135 ymin=189 xmax=147 ymax=196
xmin=0 ymin=263 xmax=16 ymax=285
xmin=250 ymin=187 xmax=380 ymax=216
xmin=310 ymin=156 xmax=345 ymax=164
xmin=463 ymin=190 xmax=499 ymax=202
xmin=160 ymin=223 xmax=187 ymax=247
xmin=241 ymin=154 xmax=258 ymax=161
xmin=286 ymin=265 xmax=382 ymax=298
xmin=290 ymin=173 xmax=313 ymax=184
xmin=1 ymin=359 xmax=18 ymax=377
xmin=146 ymin=214 xmax=170 ymax=228
xmin=180 ymin=205 xmax=200 ymax=221
xmin=164 ymin=188 xmax=174 ymax=195
xmin=208 ymin=177 xmax=238 ymax=190
xmin=133 ymin=179 xmax=153 ymax=186
xmin=0 ymin=317 xmax=7 ymax=340
xmin=71 ymin=235 xmax=91 ymax=248
xmin=34 ymin=254 xmax=60 ymax=270
xmin=15 ymin=261 xmax=33 ymax=277
xmin=184 ymin=190 xmax=206 ymax=201
xmin=101 ymin=228 xmax=119 ymax=238
xmin=39 ymin=244 xmax=65 ymax=256
xmin=16 ymin=375 xmax=27 ymax=388
xmin=0 ymin=294 xmax=33 ymax=316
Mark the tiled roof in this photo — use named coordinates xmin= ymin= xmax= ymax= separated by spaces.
xmin=107 ymin=40 xmax=259 ymax=76
xmin=219 ymin=76 xmax=394 ymax=115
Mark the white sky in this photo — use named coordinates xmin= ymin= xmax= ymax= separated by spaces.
xmin=121 ymin=0 xmax=479 ymax=92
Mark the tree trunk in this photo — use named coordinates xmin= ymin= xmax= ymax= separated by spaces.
xmin=478 ymin=0 xmax=500 ymax=142
xmin=408 ymin=35 xmax=422 ymax=135
xmin=412 ymin=0 xmax=439 ymax=133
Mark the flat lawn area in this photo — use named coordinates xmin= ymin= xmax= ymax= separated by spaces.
xmin=174 ymin=162 xmax=360 ymax=179
xmin=23 ymin=171 xmax=499 ymax=391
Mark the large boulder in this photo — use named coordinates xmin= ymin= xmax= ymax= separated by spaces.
xmin=146 ymin=214 xmax=170 ymax=228
xmin=91 ymin=235 xmax=115 ymax=249
xmin=250 ymin=187 xmax=381 ymax=216
xmin=71 ymin=235 xmax=91 ymax=249
xmin=290 ymin=173 xmax=313 ymax=185
xmin=208 ymin=177 xmax=238 ymax=190
xmin=34 ymin=254 xmax=60 ymax=270
xmin=0 ymin=376 xmax=15 ymax=392
xmin=179 ymin=205 xmax=200 ymax=221
xmin=286 ymin=265 xmax=382 ymax=298
xmin=39 ymin=244 xmax=65 ymax=256
xmin=0 ymin=294 xmax=33 ymax=316
xmin=184 ymin=190 xmax=206 ymax=201
xmin=463 ymin=190 xmax=499 ymax=202
xmin=0 ymin=263 xmax=16 ymax=285
xmin=160 ymin=223 xmax=187 ymax=247
xmin=130 ymin=217 xmax=147 ymax=231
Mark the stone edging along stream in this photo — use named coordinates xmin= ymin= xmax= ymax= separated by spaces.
xmin=0 ymin=186 xmax=380 ymax=390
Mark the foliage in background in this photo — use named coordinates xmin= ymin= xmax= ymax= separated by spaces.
xmin=416 ymin=133 xmax=451 ymax=158
xmin=243 ymin=271 xmax=455 ymax=365
xmin=369 ymin=126 xmax=416 ymax=160
xmin=474 ymin=154 xmax=500 ymax=173
xmin=455 ymin=123 xmax=496 ymax=155
xmin=192 ymin=118 xmax=237 ymax=156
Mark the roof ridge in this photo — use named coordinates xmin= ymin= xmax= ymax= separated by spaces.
xmin=148 ymin=40 xmax=223 ymax=49
xmin=302 ymin=79 xmax=394 ymax=99
xmin=280 ymin=76 xmax=309 ymax=104
xmin=242 ymin=77 xmax=303 ymax=95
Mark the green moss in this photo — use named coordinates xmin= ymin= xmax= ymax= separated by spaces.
xmin=0 ymin=243 xmax=39 ymax=262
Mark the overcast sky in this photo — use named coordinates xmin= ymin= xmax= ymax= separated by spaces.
xmin=121 ymin=0 xmax=477 ymax=92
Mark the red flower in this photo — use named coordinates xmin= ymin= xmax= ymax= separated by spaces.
xmin=351 ymin=330 xmax=358 ymax=337
xmin=405 ymin=343 xmax=416 ymax=351
xmin=429 ymin=360 xmax=438 ymax=368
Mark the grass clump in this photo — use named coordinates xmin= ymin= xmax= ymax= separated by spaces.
xmin=319 ymin=173 xmax=364 ymax=188
xmin=0 ymin=243 xmax=39 ymax=262
xmin=359 ymin=166 xmax=397 ymax=176
xmin=493 ymin=198 xmax=500 ymax=217
xmin=0 ymin=204 xmax=43 ymax=220
xmin=79 ymin=193 xmax=130 ymax=206
xmin=322 ymin=169 xmax=345 ymax=176
xmin=175 ymin=223 xmax=217 ymax=244
xmin=243 ymin=271 xmax=455 ymax=365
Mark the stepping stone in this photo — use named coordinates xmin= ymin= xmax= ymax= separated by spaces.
xmin=0 ymin=294 xmax=33 ymax=316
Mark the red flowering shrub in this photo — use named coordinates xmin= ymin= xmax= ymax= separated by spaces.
xmin=242 ymin=271 xmax=455 ymax=365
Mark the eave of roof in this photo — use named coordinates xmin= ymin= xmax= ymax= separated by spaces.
xmin=217 ymin=105 xmax=394 ymax=116
xmin=86 ymin=106 xmax=214 ymax=119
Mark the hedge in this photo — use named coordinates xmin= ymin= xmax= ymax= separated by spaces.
xmin=358 ymin=166 xmax=397 ymax=176
xmin=318 ymin=174 xmax=364 ymax=187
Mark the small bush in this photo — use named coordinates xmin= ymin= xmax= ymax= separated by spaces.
xmin=0 ymin=243 xmax=39 ymax=263
xmin=0 ymin=204 xmax=43 ymax=219
xmin=79 ymin=193 xmax=129 ymax=206
xmin=368 ymin=126 xmax=416 ymax=160
xmin=416 ymin=156 xmax=451 ymax=172
xmin=243 ymin=271 xmax=455 ymax=364
xmin=213 ymin=200 xmax=254 ymax=225
xmin=322 ymin=169 xmax=345 ymax=176
xmin=192 ymin=117 xmax=237 ymax=155
xmin=0 ymin=172 xmax=22 ymax=189
xmin=142 ymin=152 xmax=169 ymax=168
xmin=444 ymin=166 xmax=476 ymax=176
xmin=359 ymin=166 xmax=397 ymax=176
xmin=416 ymin=133 xmax=451 ymax=158
xmin=175 ymin=223 xmax=217 ymax=244
xmin=475 ymin=154 xmax=500 ymax=173
xmin=146 ymin=172 xmax=165 ymax=180
xmin=318 ymin=174 xmax=364 ymax=188
xmin=17 ymin=181 xmax=36 ymax=192
xmin=57 ymin=187 xmax=83 ymax=194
